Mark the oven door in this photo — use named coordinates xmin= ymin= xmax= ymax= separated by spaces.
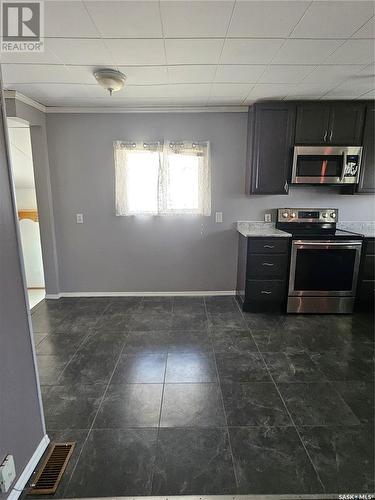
xmin=289 ymin=240 xmax=362 ymax=297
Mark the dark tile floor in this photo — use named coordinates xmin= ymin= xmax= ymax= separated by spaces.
xmin=27 ymin=296 xmax=374 ymax=498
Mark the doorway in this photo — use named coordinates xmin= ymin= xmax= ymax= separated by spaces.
xmin=7 ymin=117 xmax=45 ymax=310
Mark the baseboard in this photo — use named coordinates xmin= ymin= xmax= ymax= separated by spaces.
xmin=7 ymin=435 xmax=50 ymax=500
xmin=46 ymin=290 xmax=236 ymax=299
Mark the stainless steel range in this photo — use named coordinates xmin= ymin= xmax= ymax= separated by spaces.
xmin=276 ymin=208 xmax=363 ymax=314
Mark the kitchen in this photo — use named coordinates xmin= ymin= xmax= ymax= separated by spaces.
xmin=0 ymin=2 xmax=374 ymax=500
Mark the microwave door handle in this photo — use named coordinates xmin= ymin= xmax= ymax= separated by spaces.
xmin=340 ymin=150 xmax=347 ymax=182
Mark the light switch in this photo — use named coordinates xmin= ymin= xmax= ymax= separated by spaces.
xmin=215 ymin=212 xmax=223 ymax=223
xmin=76 ymin=213 xmax=83 ymax=224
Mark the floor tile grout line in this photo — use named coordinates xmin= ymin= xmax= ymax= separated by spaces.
xmin=203 ymin=296 xmax=240 ymax=490
xmin=235 ymin=304 xmax=326 ymax=493
xmin=150 ymin=328 xmax=170 ymax=495
xmin=61 ymin=334 xmax=128 ymax=497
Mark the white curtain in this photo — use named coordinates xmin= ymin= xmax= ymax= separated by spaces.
xmin=114 ymin=141 xmax=162 ymax=216
xmin=114 ymin=140 xmax=211 ymax=216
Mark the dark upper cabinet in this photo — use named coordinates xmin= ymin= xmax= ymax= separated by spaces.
xmin=329 ymin=104 xmax=366 ymax=144
xmin=295 ymin=104 xmax=331 ymax=144
xmin=295 ymin=102 xmax=365 ymax=145
xmin=246 ymin=102 xmax=295 ymax=195
xmin=358 ymin=104 xmax=375 ymax=193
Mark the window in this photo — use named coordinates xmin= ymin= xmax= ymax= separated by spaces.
xmin=114 ymin=140 xmax=211 ymax=216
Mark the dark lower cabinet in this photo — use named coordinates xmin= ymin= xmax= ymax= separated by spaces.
xmin=237 ymin=236 xmax=290 ymax=312
xmin=358 ymin=104 xmax=375 ymax=193
xmin=356 ymin=237 xmax=375 ymax=312
xmin=246 ymin=102 xmax=295 ymax=195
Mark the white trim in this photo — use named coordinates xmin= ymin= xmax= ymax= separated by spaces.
xmin=3 ymin=92 xmax=248 ymax=114
xmin=46 ymin=291 xmax=236 ymax=299
xmin=7 ymin=435 xmax=50 ymax=500
xmin=45 ymin=293 xmax=61 ymax=299
xmin=45 ymin=106 xmax=248 ymax=114
xmin=4 ymin=90 xmax=46 ymax=113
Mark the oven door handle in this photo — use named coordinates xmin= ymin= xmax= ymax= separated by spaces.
xmin=293 ymin=240 xmax=362 ymax=248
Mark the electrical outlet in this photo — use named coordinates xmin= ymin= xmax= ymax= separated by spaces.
xmin=264 ymin=213 xmax=272 ymax=223
xmin=76 ymin=213 xmax=83 ymax=224
xmin=0 ymin=455 xmax=16 ymax=493
xmin=215 ymin=212 xmax=223 ymax=223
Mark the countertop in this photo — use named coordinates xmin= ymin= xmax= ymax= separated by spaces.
xmin=337 ymin=221 xmax=375 ymax=238
xmin=237 ymin=221 xmax=291 ymax=238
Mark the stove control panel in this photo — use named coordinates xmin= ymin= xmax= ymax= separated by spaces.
xmin=278 ymin=208 xmax=338 ymax=223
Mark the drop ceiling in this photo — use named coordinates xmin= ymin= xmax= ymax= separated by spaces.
xmin=1 ymin=0 xmax=375 ymax=109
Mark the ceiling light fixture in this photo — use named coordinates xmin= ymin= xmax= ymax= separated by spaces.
xmin=94 ymin=69 xmax=126 ymax=96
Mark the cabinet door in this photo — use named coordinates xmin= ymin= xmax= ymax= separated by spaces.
xmin=358 ymin=105 xmax=375 ymax=193
xmin=248 ymin=103 xmax=295 ymax=194
xmin=329 ymin=104 xmax=365 ymax=145
xmin=295 ymin=104 xmax=331 ymax=144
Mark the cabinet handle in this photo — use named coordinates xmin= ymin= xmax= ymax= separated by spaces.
xmin=329 ymin=129 xmax=333 ymax=141
xmin=323 ymin=130 xmax=328 ymax=142
xmin=284 ymin=181 xmax=288 ymax=192
xmin=262 ymin=262 xmax=274 ymax=266
xmin=264 ymin=245 xmax=274 ymax=249
xmin=261 ymin=290 xmax=272 ymax=294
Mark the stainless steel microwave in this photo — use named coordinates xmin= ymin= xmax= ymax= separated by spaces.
xmin=291 ymin=146 xmax=363 ymax=185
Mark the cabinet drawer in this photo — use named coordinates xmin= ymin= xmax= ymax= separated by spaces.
xmin=246 ymin=280 xmax=285 ymax=302
xmin=363 ymin=255 xmax=375 ymax=280
xmin=247 ymin=238 xmax=289 ymax=254
xmin=247 ymin=254 xmax=288 ymax=279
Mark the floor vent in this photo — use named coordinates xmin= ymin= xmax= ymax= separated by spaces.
xmin=29 ymin=442 xmax=75 ymax=495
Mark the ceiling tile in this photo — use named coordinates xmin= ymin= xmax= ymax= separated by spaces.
xmin=0 ymin=46 xmax=62 ymax=64
xmin=208 ymin=96 xmax=244 ymax=105
xmin=168 ymin=65 xmax=216 ymax=83
xmin=105 ymin=39 xmax=166 ymax=65
xmin=272 ymin=39 xmax=342 ymax=64
xmin=221 ymin=39 xmax=284 ymax=64
xmin=325 ymin=39 xmax=375 ymax=64
xmin=211 ymin=83 xmax=251 ymax=98
xmin=228 ymin=1 xmax=309 ymax=37
xmin=246 ymin=84 xmax=290 ymax=101
xmin=352 ymin=16 xmax=375 ymax=37
xmin=167 ymin=84 xmax=211 ymax=98
xmin=118 ymin=66 xmax=168 ymax=85
xmin=323 ymin=80 xmax=375 ymax=98
xmin=286 ymin=83 xmax=334 ymax=98
xmin=215 ymin=65 xmax=266 ymax=83
xmin=259 ymin=65 xmax=314 ymax=84
xmin=46 ymin=38 xmax=115 ymax=66
xmin=303 ymin=65 xmax=368 ymax=85
xmin=291 ymin=1 xmax=374 ymax=38
xmin=165 ymin=39 xmax=223 ymax=64
xmin=358 ymin=89 xmax=375 ymax=98
xmin=160 ymin=1 xmax=233 ymax=37
xmin=45 ymin=1 xmax=99 ymax=37
xmin=2 ymin=64 xmax=100 ymax=85
xmin=7 ymin=83 xmax=103 ymax=103
xmin=84 ymin=1 xmax=162 ymax=38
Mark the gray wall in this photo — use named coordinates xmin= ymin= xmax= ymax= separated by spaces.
xmin=46 ymin=111 xmax=374 ymax=293
xmin=0 ymin=88 xmax=45 ymax=498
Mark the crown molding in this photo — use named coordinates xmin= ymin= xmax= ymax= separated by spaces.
xmin=44 ymin=105 xmax=249 ymax=114
xmin=4 ymin=90 xmax=46 ymax=113
xmin=3 ymin=91 xmax=248 ymax=114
